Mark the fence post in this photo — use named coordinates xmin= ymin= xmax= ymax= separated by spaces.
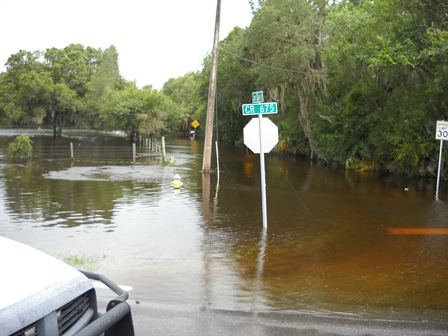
xmin=70 ymin=142 xmax=74 ymax=160
xmin=132 ymin=143 xmax=136 ymax=163
xmin=162 ymin=137 xmax=166 ymax=161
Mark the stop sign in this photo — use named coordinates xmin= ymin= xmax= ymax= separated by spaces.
xmin=243 ymin=117 xmax=279 ymax=154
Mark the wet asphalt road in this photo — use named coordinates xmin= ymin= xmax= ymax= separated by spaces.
xmin=128 ymin=301 xmax=448 ymax=336
xmin=98 ymin=295 xmax=448 ymax=336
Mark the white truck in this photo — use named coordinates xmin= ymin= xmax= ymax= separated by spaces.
xmin=0 ymin=237 xmax=134 ymax=336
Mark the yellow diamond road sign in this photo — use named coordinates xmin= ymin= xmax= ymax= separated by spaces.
xmin=191 ymin=120 xmax=200 ymax=128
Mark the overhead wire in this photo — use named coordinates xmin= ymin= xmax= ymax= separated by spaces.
xmin=159 ymin=62 xmax=204 ymax=92
xmin=219 ymin=47 xmax=331 ymax=76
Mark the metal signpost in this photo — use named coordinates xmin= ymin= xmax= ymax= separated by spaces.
xmin=242 ymin=91 xmax=278 ymax=228
xmin=435 ymin=120 xmax=448 ymax=199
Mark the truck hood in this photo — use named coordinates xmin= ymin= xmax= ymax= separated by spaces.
xmin=0 ymin=237 xmax=93 ymax=324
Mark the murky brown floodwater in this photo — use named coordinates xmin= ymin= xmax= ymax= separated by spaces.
xmin=1 ymin=129 xmax=448 ymax=322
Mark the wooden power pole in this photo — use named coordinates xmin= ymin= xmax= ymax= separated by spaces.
xmin=202 ymin=0 xmax=221 ymax=173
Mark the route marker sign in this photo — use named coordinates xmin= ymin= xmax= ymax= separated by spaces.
xmin=242 ymin=102 xmax=278 ymax=115
xmin=252 ymin=91 xmax=264 ymax=103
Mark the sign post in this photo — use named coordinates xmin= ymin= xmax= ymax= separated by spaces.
xmin=435 ymin=120 xmax=448 ymax=199
xmin=258 ymin=114 xmax=267 ymax=227
xmin=191 ymin=120 xmax=200 ymax=139
xmin=242 ymin=91 xmax=278 ymax=228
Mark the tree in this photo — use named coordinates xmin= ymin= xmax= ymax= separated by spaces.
xmin=8 ymin=135 xmax=33 ymax=159
xmin=44 ymin=44 xmax=103 ymax=136
xmin=47 ymin=82 xmax=80 ymax=137
xmin=0 ymin=45 xmax=108 ymax=136
xmin=44 ymin=44 xmax=102 ymax=97
xmin=0 ymin=72 xmax=6 ymax=123
xmin=317 ymin=1 xmax=380 ymax=164
xmin=84 ymin=45 xmax=122 ymax=128
xmin=99 ymin=82 xmax=170 ymax=140
xmin=244 ymin=0 xmax=328 ymax=156
xmin=162 ymin=72 xmax=202 ymax=135
xmin=319 ymin=0 xmax=448 ymax=175
xmin=138 ymin=85 xmax=170 ymax=138
xmin=213 ymin=27 xmax=258 ymax=145
xmin=0 ymin=51 xmax=53 ymax=127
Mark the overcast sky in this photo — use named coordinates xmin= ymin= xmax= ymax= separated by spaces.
xmin=0 ymin=0 xmax=253 ymax=89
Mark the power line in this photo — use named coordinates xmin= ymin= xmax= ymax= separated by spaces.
xmin=160 ymin=62 xmax=203 ymax=92
xmin=219 ymin=47 xmax=330 ymax=75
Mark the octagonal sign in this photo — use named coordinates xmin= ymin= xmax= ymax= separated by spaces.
xmin=243 ymin=117 xmax=279 ymax=154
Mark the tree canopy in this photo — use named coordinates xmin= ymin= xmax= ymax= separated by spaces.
xmin=0 ymin=43 xmax=196 ymax=139
xmin=195 ymin=0 xmax=448 ymax=176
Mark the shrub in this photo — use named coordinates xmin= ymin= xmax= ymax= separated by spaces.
xmin=8 ymin=135 xmax=33 ymax=159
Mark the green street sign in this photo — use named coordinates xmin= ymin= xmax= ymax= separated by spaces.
xmin=242 ymin=102 xmax=278 ymax=115
xmin=252 ymin=91 xmax=264 ymax=103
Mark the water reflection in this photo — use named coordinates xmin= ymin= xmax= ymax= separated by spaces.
xmin=0 ymin=131 xmax=447 ymax=322
xmin=254 ymin=227 xmax=267 ymax=309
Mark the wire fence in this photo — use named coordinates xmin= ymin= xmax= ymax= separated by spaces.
xmin=30 ymin=137 xmax=166 ymax=165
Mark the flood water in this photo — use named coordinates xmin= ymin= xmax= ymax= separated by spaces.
xmin=1 ymin=129 xmax=448 ymax=323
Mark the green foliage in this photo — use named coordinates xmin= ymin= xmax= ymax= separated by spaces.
xmin=315 ymin=0 xmax=448 ymax=175
xmin=0 ymin=43 xmax=188 ymax=140
xmin=84 ymin=45 xmax=123 ymax=128
xmin=99 ymin=82 xmax=170 ymax=138
xmin=190 ymin=0 xmax=446 ymax=176
xmin=0 ymin=45 xmax=104 ymax=135
xmin=213 ymin=27 xmax=257 ymax=144
xmin=206 ymin=0 xmax=328 ymax=153
xmin=162 ymin=72 xmax=202 ymax=134
xmin=8 ymin=134 xmax=33 ymax=159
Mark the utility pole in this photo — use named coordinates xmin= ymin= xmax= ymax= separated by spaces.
xmin=202 ymin=0 xmax=221 ymax=173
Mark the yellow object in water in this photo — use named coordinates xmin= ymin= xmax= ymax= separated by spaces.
xmin=170 ymin=179 xmax=183 ymax=189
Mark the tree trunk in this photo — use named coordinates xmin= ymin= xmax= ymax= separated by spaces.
xmin=53 ymin=124 xmax=62 ymax=137
xmin=296 ymin=4 xmax=327 ymax=160
xmin=129 ymin=131 xmax=139 ymax=143
xmin=297 ymin=83 xmax=317 ymax=159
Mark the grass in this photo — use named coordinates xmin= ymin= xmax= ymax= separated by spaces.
xmin=54 ymin=253 xmax=100 ymax=272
